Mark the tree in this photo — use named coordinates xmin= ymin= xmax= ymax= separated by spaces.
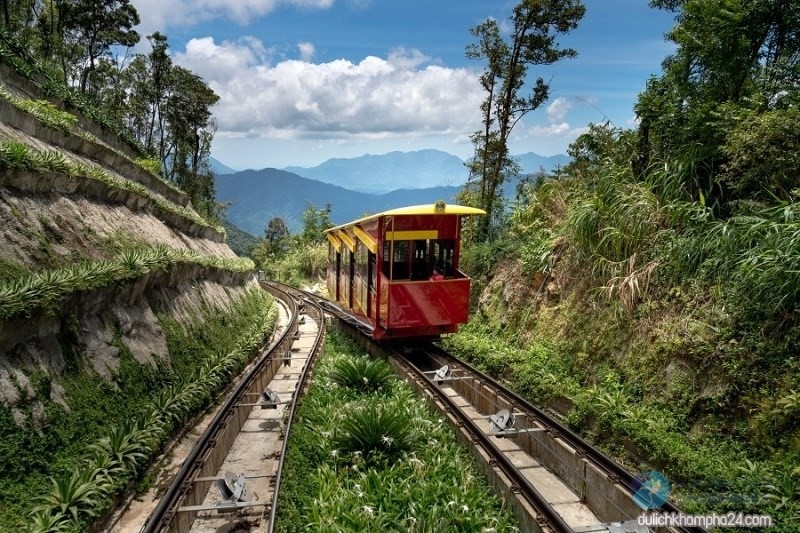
xmin=163 ymin=66 xmax=220 ymax=217
xmin=264 ymin=217 xmax=290 ymax=256
xmin=466 ymin=0 xmax=585 ymax=240
xmin=301 ymin=203 xmax=333 ymax=244
xmin=636 ymin=0 xmax=800 ymax=203
xmin=61 ymin=0 xmax=140 ymax=93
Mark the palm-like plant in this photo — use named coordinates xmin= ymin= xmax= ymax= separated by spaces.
xmin=329 ymin=357 xmax=396 ymax=393
xmin=32 ymin=467 xmax=102 ymax=523
xmin=89 ymin=421 xmax=149 ymax=471
xmin=27 ymin=509 xmax=69 ymax=533
xmin=335 ymin=404 xmax=414 ymax=459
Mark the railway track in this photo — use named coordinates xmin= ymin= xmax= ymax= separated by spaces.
xmin=140 ymin=281 xmax=703 ymax=532
xmin=140 ymin=282 xmax=324 ymax=533
xmin=319 ymin=301 xmax=705 ymax=533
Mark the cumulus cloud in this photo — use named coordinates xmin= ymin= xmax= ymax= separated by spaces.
xmin=530 ymin=122 xmax=578 ymax=137
xmin=522 ymin=96 xmax=589 ymax=142
xmin=173 ymin=37 xmax=483 ymax=141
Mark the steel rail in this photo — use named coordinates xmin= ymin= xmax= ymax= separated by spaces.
xmin=264 ymin=282 xmax=326 ymax=532
xmin=141 ymin=282 xmax=300 ymax=532
xmin=426 ymin=344 xmax=707 ymax=533
xmin=393 ymin=348 xmax=573 ymax=533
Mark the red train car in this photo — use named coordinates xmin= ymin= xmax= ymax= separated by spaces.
xmin=324 ymin=201 xmax=484 ymax=340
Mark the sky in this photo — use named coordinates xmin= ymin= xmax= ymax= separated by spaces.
xmin=127 ymin=0 xmax=677 ymax=170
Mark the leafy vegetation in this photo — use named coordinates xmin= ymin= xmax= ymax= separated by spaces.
xmin=0 ymin=9 xmax=221 ymax=220
xmin=221 ymin=218 xmax=260 ymax=258
xmin=0 ymin=139 xmax=223 ymax=234
xmin=252 ymin=203 xmax=332 ymax=286
xmin=0 ymin=243 xmax=253 ymax=319
xmin=449 ymin=2 xmax=800 ymax=529
xmin=0 ymin=288 xmax=276 ymax=531
xmin=329 ymin=357 xmax=397 ymax=394
xmin=275 ymin=332 xmax=518 ymax=531
xmin=464 ymin=0 xmax=585 ymax=240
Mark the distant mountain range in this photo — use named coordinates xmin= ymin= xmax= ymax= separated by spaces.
xmin=284 ymin=149 xmax=465 ymax=193
xmin=282 ymin=149 xmax=569 ymax=193
xmin=216 ymin=168 xmax=462 ymax=235
xmin=214 ymin=149 xmax=570 ymax=235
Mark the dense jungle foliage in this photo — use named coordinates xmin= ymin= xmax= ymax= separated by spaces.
xmin=453 ymin=0 xmax=800 ymax=529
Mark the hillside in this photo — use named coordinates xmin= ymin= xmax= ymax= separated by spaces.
xmin=0 ymin=45 xmax=274 ymax=530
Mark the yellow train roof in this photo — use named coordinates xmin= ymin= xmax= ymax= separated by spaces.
xmin=325 ymin=202 xmax=485 ymax=232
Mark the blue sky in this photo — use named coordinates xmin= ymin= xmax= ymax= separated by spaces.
xmin=129 ymin=0 xmax=677 ymax=170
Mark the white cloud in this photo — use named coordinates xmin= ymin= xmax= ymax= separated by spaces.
xmin=173 ymin=37 xmax=483 ymax=141
xmin=546 ymin=97 xmax=572 ymax=123
xmin=529 ymin=122 xmax=588 ymax=138
xmin=297 ymin=41 xmax=315 ymax=61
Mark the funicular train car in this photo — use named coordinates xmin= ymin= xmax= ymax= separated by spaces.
xmin=324 ymin=201 xmax=484 ymax=340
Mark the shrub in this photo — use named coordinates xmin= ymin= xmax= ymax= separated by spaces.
xmin=329 ymin=357 xmax=396 ymax=393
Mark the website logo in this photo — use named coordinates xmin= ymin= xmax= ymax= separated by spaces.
xmin=631 ymin=470 xmax=670 ymax=509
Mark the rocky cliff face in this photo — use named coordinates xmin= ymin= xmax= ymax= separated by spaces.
xmin=0 ymin=60 xmax=256 ymax=420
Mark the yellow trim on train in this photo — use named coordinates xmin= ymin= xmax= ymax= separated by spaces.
xmin=326 ymin=232 xmax=342 ymax=251
xmin=352 ymin=226 xmax=378 ymax=254
xmin=337 ymin=229 xmax=356 ymax=251
xmin=385 ymin=230 xmax=439 ymax=241
xmin=325 ymin=202 xmax=486 ymax=233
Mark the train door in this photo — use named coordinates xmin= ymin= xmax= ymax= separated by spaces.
xmin=433 ymin=240 xmax=456 ymax=276
xmin=411 ymin=240 xmax=429 ymax=279
xmin=368 ymin=251 xmax=376 ymax=318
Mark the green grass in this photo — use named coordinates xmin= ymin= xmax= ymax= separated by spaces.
xmin=275 ymin=331 xmax=519 ymax=532
xmin=329 ymin=356 xmax=397 ymax=394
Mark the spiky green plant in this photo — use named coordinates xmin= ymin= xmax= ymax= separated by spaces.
xmin=335 ymin=404 xmax=414 ymax=459
xmin=329 ymin=357 xmax=396 ymax=393
xmin=31 ymin=468 xmax=101 ymax=523
xmin=27 ymin=510 xmax=68 ymax=533
xmin=17 ymin=99 xmax=77 ymax=133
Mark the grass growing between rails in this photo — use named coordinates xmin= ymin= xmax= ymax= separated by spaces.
xmin=275 ymin=331 xmax=519 ymax=532
xmin=0 ymin=288 xmax=276 ymax=531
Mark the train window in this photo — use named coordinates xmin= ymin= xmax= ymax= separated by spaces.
xmin=382 ymin=242 xmax=391 ymax=278
xmin=393 ymin=240 xmax=409 ymax=279
xmin=433 ymin=240 xmax=456 ymax=276
xmin=356 ymin=242 xmax=368 ymax=279
xmin=411 ymin=240 xmax=428 ymax=279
